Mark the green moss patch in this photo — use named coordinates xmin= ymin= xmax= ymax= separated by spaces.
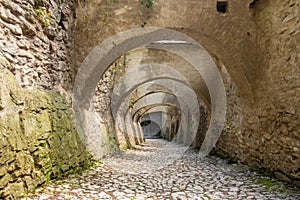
xmin=254 ymin=177 xmax=286 ymax=193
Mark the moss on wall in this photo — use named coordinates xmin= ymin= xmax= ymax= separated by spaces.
xmin=0 ymin=56 xmax=91 ymax=198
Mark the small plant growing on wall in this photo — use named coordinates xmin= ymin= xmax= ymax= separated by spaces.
xmin=139 ymin=0 xmax=156 ymax=27
xmin=106 ymin=55 xmax=127 ymax=84
xmin=36 ymin=7 xmax=52 ymax=26
xmin=128 ymin=96 xmax=135 ymax=109
xmin=140 ymin=0 xmax=156 ymax=9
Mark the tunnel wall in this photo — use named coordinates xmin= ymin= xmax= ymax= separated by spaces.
xmin=141 ymin=112 xmax=163 ymax=130
xmin=252 ymin=0 xmax=299 ymax=183
xmin=72 ymin=0 xmax=299 ymax=183
xmin=141 ymin=112 xmax=163 ymax=138
xmin=160 ymin=107 xmax=180 ymax=142
xmin=0 ymin=57 xmax=90 ymax=198
xmin=217 ymin=0 xmax=300 ymax=184
xmin=0 ymin=0 xmax=92 ymax=198
xmin=93 ymin=61 xmax=124 ymax=157
xmin=0 ymin=0 xmax=76 ymax=92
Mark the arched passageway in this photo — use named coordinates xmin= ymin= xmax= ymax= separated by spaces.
xmin=73 ymin=28 xmax=227 ymax=159
xmin=1 ymin=0 xmax=299 ymax=198
xmin=70 ymin=1 xmax=298 ymax=186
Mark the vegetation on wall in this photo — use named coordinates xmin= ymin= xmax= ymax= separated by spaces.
xmin=140 ymin=0 xmax=156 ymax=9
xmin=128 ymin=95 xmax=135 ymax=109
xmin=139 ymin=0 xmax=156 ymax=27
xmin=106 ymin=55 xmax=127 ymax=84
xmin=0 ymin=56 xmax=92 ymax=198
xmin=36 ymin=7 xmax=53 ymax=26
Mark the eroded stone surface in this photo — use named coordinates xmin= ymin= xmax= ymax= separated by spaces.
xmin=0 ymin=56 xmax=90 ymax=199
xmin=0 ymin=0 xmax=75 ymax=91
xmin=23 ymin=140 xmax=300 ymax=200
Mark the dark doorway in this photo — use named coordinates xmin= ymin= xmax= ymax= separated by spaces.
xmin=140 ymin=120 xmax=161 ymax=139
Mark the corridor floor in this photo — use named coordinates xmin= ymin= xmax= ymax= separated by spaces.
xmin=23 ymin=139 xmax=300 ymax=200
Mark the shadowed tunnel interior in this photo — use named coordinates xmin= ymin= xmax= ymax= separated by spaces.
xmin=140 ymin=116 xmax=162 ymax=139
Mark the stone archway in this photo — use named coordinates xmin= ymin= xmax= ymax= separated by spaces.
xmin=73 ymin=27 xmax=230 ymax=157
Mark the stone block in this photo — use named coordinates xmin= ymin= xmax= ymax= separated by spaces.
xmin=19 ymin=16 xmax=36 ymax=36
xmin=0 ymin=149 xmax=16 ymax=165
xmin=21 ymin=110 xmax=52 ymax=140
xmin=23 ymin=175 xmax=36 ymax=191
xmin=4 ymin=182 xmax=25 ymax=198
xmin=15 ymin=152 xmax=34 ymax=174
xmin=0 ymin=6 xmax=20 ymax=25
xmin=0 ymin=174 xmax=12 ymax=189
xmin=0 ymin=167 xmax=7 ymax=177
xmin=0 ymin=130 xmax=8 ymax=150
xmin=0 ymin=56 xmax=11 ymax=70
xmin=6 ymin=115 xmax=27 ymax=151
xmin=2 ymin=21 xmax=23 ymax=35
xmin=2 ymin=0 xmax=24 ymax=15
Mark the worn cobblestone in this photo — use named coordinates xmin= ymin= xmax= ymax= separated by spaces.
xmin=23 ymin=139 xmax=300 ymax=200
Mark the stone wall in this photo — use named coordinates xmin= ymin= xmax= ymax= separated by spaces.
xmin=0 ymin=0 xmax=75 ymax=91
xmin=93 ymin=60 xmax=123 ymax=156
xmin=93 ymin=55 xmax=144 ymax=154
xmin=0 ymin=57 xmax=90 ymax=198
xmin=216 ymin=0 xmax=300 ymax=185
xmin=160 ymin=107 xmax=180 ymax=142
xmin=0 ymin=0 xmax=93 ymax=197
xmin=252 ymin=0 xmax=299 ymax=184
xmin=212 ymin=58 xmax=243 ymax=158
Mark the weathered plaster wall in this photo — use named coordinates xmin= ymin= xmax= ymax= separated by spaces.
xmin=0 ymin=57 xmax=90 ymax=198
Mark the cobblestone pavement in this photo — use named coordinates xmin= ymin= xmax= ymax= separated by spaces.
xmin=23 ymin=139 xmax=300 ymax=200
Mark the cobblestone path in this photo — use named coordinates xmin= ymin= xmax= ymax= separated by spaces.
xmin=23 ymin=139 xmax=300 ymax=200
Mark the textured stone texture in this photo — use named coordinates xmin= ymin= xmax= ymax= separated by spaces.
xmin=73 ymin=0 xmax=256 ymax=102
xmin=216 ymin=0 xmax=299 ymax=184
xmin=0 ymin=0 xmax=75 ymax=91
xmin=252 ymin=0 xmax=299 ymax=183
xmin=92 ymin=55 xmax=146 ymax=154
xmin=94 ymin=59 xmax=124 ymax=154
xmin=116 ymin=49 xmax=209 ymax=148
xmin=0 ymin=56 xmax=90 ymax=198
xmin=213 ymin=58 xmax=243 ymax=161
